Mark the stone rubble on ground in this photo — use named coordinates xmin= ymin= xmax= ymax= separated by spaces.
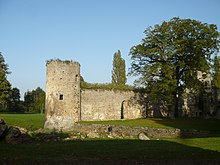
xmin=0 ymin=118 xmax=211 ymax=143
xmin=138 ymin=132 xmax=150 ymax=140
xmin=5 ymin=127 xmax=21 ymax=144
xmin=0 ymin=119 xmax=33 ymax=143
xmin=0 ymin=119 xmax=8 ymax=139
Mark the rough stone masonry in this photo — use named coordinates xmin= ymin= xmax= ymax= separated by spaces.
xmin=44 ymin=60 xmax=81 ymax=130
xmin=44 ymin=60 xmax=145 ymax=130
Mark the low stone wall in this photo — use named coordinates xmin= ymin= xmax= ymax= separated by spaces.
xmin=73 ymin=124 xmax=210 ymax=139
xmin=73 ymin=124 xmax=180 ymax=139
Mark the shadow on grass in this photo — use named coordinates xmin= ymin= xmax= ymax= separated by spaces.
xmin=0 ymin=139 xmax=220 ymax=164
xmin=151 ymin=118 xmax=220 ymax=138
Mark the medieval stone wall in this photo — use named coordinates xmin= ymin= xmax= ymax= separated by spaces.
xmin=80 ymin=89 xmax=144 ymax=121
xmin=44 ymin=60 xmax=145 ymax=130
xmin=44 ymin=60 xmax=81 ymax=130
xmin=44 ymin=60 xmax=220 ymax=131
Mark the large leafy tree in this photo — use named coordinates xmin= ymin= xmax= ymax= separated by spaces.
xmin=129 ymin=17 xmax=220 ymax=117
xmin=0 ymin=52 xmax=11 ymax=111
xmin=112 ymin=50 xmax=127 ymax=86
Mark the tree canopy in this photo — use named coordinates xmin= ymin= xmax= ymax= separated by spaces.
xmin=129 ymin=17 xmax=220 ymax=117
xmin=9 ymin=87 xmax=24 ymax=112
xmin=112 ymin=50 xmax=127 ymax=86
xmin=24 ymin=87 xmax=45 ymax=113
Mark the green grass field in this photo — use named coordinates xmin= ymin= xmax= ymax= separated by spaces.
xmin=1 ymin=113 xmax=220 ymax=164
xmin=0 ymin=113 xmax=45 ymax=130
xmin=1 ymin=113 xmax=220 ymax=132
xmin=1 ymin=138 xmax=220 ymax=164
xmin=80 ymin=117 xmax=220 ymax=133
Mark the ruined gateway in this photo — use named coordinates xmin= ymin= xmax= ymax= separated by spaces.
xmin=44 ymin=60 xmax=145 ymax=130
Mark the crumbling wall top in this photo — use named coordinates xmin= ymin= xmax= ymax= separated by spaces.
xmin=46 ymin=59 xmax=80 ymax=66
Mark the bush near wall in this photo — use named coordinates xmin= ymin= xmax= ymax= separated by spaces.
xmin=80 ymin=81 xmax=134 ymax=91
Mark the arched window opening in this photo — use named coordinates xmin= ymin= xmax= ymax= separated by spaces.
xmin=121 ymin=100 xmax=125 ymax=119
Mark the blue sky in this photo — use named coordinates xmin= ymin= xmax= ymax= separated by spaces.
xmin=0 ymin=0 xmax=219 ymax=98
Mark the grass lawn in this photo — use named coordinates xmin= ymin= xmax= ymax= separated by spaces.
xmin=0 ymin=113 xmax=220 ymax=164
xmin=1 ymin=113 xmax=220 ymax=132
xmin=0 ymin=113 xmax=45 ymax=131
xmin=80 ymin=118 xmax=220 ymax=133
xmin=0 ymin=138 xmax=220 ymax=164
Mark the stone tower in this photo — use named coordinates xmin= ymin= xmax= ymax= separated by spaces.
xmin=44 ymin=60 xmax=81 ymax=130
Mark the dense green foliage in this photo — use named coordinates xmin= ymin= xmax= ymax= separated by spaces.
xmin=129 ymin=17 xmax=220 ymax=117
xmin=24 ymin=87 xmax=45 ymax=113
xmin=8 ymin=87 xmax=25 ymax=112
xmin=112 ymin=50 xmax=127 ymax=86
xmin=0 ymin=52 xmax=12 ymax=111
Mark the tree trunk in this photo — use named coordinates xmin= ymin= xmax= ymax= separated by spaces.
xmin=174 ymin=94 xmax=179 ymax=118
xmin=174 ymin=66 xmax=180 ymax=118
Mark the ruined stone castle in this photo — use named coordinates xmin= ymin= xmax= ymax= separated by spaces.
xmin=44 ymin=60 xmax=145 ymax=130
xmin=44 ymin=60 xmax=220 ymax=130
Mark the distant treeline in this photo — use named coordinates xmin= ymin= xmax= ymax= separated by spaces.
xmin=1 ymin=87 xmax=45 ymax=113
